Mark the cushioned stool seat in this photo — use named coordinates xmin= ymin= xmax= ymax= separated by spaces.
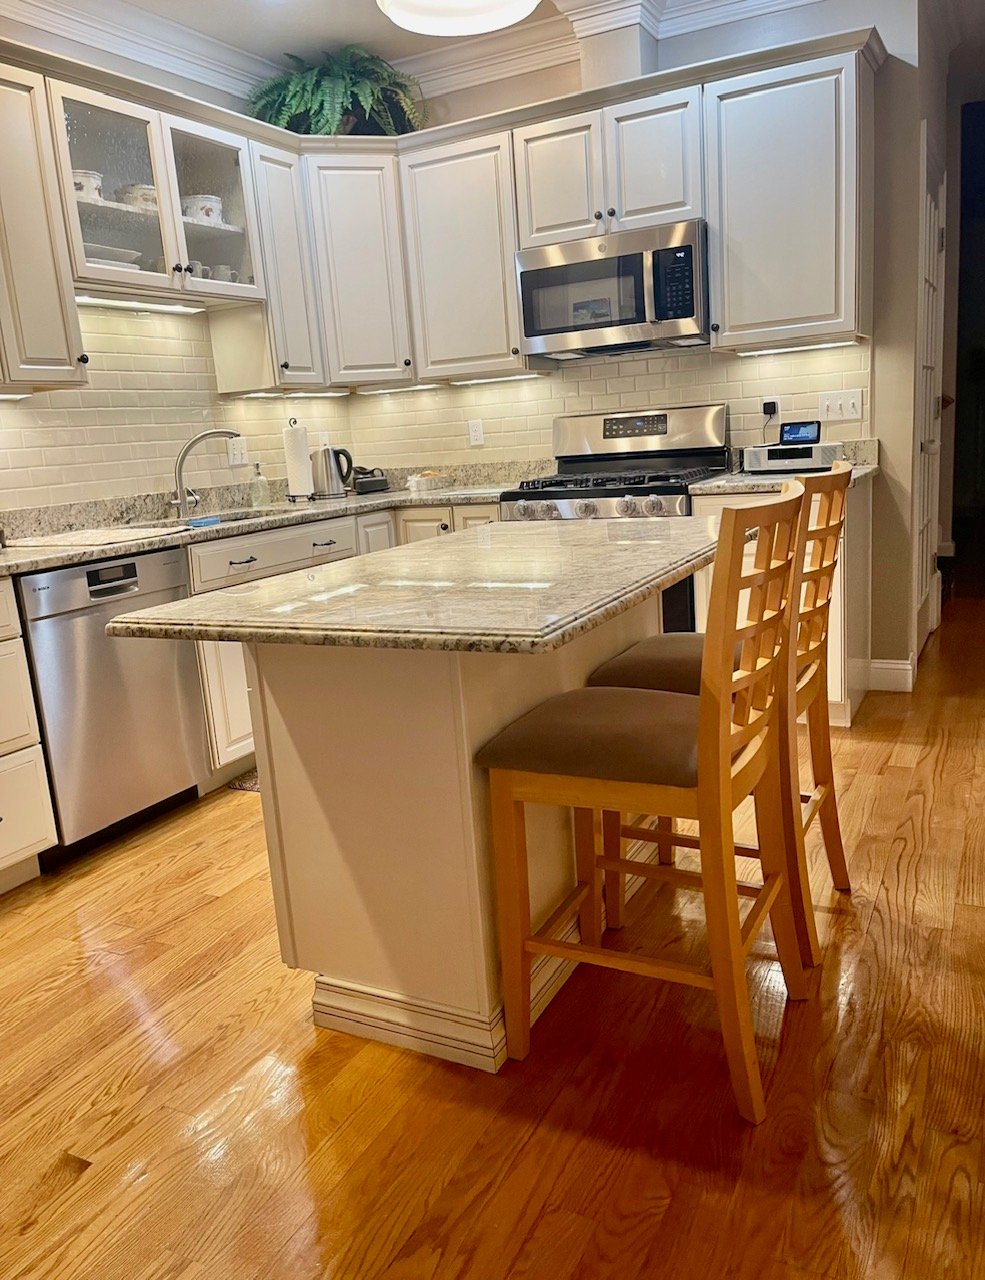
xmin=475 ymin=685 xmax=700 ymax=788
xmin=587 ymin=632 xmax=706 ymax=694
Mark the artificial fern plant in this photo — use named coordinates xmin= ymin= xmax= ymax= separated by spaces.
xmin=248 ymin=46 xmax=426 ymax=137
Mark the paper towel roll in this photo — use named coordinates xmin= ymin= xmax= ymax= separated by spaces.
xmin=283 ymin=419 xmax=313 ymax=498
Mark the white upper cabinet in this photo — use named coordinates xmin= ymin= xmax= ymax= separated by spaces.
xmin=513 ymin=110 xmax=605 ymax=248
xmin=704 ymin=54 xmax=868 ymax=351
xmin=250 ymin=142 xmax=324 ymax=387
xmin=0 ymin=66 xmax=86 ymax=387
xmin=401 ymin=132 xmax=523 ymax=380
xmin=513 ymin=88 xmax=703 ymax=249
xmin=48 ymin=82 xmax=264 ymax=301
xmin=307 ymin=154 xmax=414 ymax=385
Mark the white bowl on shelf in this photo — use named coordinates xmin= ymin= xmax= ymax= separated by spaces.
xmin=83 ymin=243 xmax=142 ymax=264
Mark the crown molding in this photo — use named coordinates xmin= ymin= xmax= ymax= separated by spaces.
xmin=0 ymin=0 xmax=280 ymax=101
xmin=658 ymin=0 xmax=827 ymax=39
xmin=552 ymin=0 xmax=666 ymax=41
xmin=395 ymin=16 xmax=580 ymax=98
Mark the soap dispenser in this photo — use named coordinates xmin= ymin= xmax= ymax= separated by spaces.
xmin=249 ymin=461 xmax=271 ymax=509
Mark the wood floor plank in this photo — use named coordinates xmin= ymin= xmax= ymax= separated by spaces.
xmin=2 ymin=601 xmax=985 ymax=1279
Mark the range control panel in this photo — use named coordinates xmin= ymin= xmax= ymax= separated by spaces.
xmin=602 ymin=413 xmax=669 ymax=439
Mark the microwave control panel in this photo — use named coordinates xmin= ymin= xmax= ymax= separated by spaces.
xmin=653 ymin=245 xmax=695 ymax=321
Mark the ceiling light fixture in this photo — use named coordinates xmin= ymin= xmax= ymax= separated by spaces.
xmin=376 ymin=0 xmax=538 ymax=37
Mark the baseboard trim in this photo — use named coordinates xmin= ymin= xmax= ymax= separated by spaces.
xmin=0 ymin=855 xmax=40 ymax=896
xmin=869 ymin=656 xmax=916 ymax=693
xmin=311 ymin=835 xmax=663 ymax=1072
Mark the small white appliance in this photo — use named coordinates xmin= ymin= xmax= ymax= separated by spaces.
xmin=743 ymin=441 xmax=844 ymax=473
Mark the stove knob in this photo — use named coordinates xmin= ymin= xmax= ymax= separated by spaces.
xmin=513 ymin=499 xmax=533 ymax=520
xmin=615 ymin=495 xmax=640 ymax=517
xmin=642 ymin=495 xmax=666 ymax=517
xmin=574 ymin=498 xmax=599 ymax=519
xmin=536 ymin=500 xmax=560 ymax=520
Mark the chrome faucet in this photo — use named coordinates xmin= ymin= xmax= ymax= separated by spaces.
xmin=172 ymin=429 xmax=242 ymax=519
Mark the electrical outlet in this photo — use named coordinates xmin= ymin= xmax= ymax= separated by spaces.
xmin=819 ymin=388 xmax=864 ymax=422
xmin=468 ymin=418 xmax=484 ymax=447
xmin=226 ymin=437 xmax=250 ymax=467
xmin=761 ymin=395 xmax=782 ymax=435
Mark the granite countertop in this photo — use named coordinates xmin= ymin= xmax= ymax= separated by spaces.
xmin=0 ymin=485 xmax=504 ymax=578
xmin=688 ymin=463 xmax=878 ymax=497
xmin=106 ymin=518 xmax=719 ymax=654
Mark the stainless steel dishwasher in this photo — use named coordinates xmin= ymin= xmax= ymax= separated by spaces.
xmin=18 ymin=549 xmax=210 ymax=846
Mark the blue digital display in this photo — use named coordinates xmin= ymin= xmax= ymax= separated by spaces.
xmin=779 ymin=420 xmax=822 ymax=445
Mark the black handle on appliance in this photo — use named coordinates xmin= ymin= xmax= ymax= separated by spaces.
xmin=229 ymin=555 xmax=259 ymax=567
xmin=333 ymin=448 xmax=353 ymax=485
xmin=312 ymin=539 xmax=337 ymax=548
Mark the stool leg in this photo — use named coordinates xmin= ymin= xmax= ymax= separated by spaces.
xmin=806 ymin=683 xmax=851 ymax=892
xmin=777 ymin=699 xmax=822 ymax=968
xmin=656 ymin=815 xmax=675 ymax=866
xmin=574 ymin=807 xmax=602 ymax=946
xmin=754 ymin=753 xmax=809 ymax=1001
xmin=602 ymin=809 xmax=625 ymax=929
xmin=700 ymin=799 xmax=767 ymax=1125
xmin=489 ymin=770 xmax=531 ymax=1059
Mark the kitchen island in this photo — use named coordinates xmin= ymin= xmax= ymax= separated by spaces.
xmin=108 ymin=520 xmax=720 ymax=1070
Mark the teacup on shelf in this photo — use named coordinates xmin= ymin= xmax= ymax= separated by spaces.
xmin=181 ymin=194 xmax=224 ymax=223
xmin=116 ymin=183 xmax=158 ymax=212
xmin=186 ymin=261 xmax=212 ymax=279
xmin=73 ymin=169 xmax=103 ymax=201
xmin=212 ymin=264 xmax=239 ymax=283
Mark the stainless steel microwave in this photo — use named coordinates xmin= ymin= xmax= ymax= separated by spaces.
xmin=515 ymin=220 xmax=709 ymax=359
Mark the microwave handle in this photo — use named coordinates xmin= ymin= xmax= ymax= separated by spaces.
xmin=642 ymin=251 xmax=659 ymax=324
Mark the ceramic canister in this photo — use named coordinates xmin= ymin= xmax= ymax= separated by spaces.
xmin=72 ymin=169 xmax=103 ymax=201
xmin=181 ymin=194 xmax=224 ymax=223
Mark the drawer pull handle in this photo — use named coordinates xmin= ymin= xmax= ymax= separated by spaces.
xmin=312 ymin=540 xmax=337 ymax=548
xmin=229 ymin=556 xmax=259 ymax=567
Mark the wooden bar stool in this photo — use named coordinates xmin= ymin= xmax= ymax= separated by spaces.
xmin=587 ymin=461 xmax=853 ymax=970
xmin=476 ymin=486 xmax=807 ymax=1124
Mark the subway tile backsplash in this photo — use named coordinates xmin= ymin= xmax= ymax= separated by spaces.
xmin=0 ymin=308 xmax=871 ymax=513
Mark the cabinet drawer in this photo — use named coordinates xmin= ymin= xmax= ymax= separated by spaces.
xmin=691 ymin=492 xmax=770 ymax=517
xmin=0 ymin=744 xmax=57 ymax=869
xmin=189 ymin=518 xmax=357 ymax=592
xmin=0 ymin=639 xmax=40 ymax=755
xmin=0 ymin=578 xmax=19 ymax=640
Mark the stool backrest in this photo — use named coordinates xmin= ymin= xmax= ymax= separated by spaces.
xmin=794 ymin=460 xmax=852 ymax=690
xmin=699 ymin=483 xmax=805 ymax=777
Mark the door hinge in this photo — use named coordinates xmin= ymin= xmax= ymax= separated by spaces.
xmin=939 ymin=228 xmax=946 ymax=253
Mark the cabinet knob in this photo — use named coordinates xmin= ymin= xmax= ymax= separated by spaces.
xmin=403 ymin=358 xmax=412 ymax=367
xmin=184 ymin=264 xmax=195 ymax=273
xmin=711 ymin=323 xmax=720 ymax=333
xmin=593 ymin=210 xmax=604 ymax=221
xmin=77 ymin=353 xmax=89 ymax=364
xmin=280 ymin=361 xmax=290 ymax=370
xmin=511 ymin=347 xmax=520 ymax=356
xmin=172 ymin=263 xmax=183 ymax=274
xmin=439 ymin=522 xmax=450 ymax=532
xmin=607 ymin=207 xmax=616 ymax=217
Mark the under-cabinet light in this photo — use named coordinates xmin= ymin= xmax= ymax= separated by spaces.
xmin=356 ymin=383 xmax=442 ymax=396
xmin=75 ymin=295 xmax=205 ymax=315
xmin=736 ymin=342 xmax=858 ymax=357
xmin=285 ymin=391 xmax=350 ymax=398
xmin=0 ymin=394 xmax=29 ymax=401
xmin=448 ymin=374 xmax=545 ymax=386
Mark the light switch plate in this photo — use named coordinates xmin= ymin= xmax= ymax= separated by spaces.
xmin=819 ymin=388 xmax=864 ymax=422
xmin=468 ymin=419 xmax=484 ymax=447
xmin=226 ymin=437 xmax=250 ymax=467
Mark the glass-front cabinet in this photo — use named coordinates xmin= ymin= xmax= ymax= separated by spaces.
xmin=47 ymin=82 xmax=264 ymax=301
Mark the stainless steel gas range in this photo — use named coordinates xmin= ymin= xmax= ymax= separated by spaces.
xmin=499 ymin=403 xmax=729 ymax=523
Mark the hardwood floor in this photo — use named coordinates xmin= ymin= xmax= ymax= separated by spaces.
xmin=2 ymin=601 xmax=984 ymax=1279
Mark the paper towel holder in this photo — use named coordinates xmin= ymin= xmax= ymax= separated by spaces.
xmin=285 ymin=416 xmax=316 ymax=503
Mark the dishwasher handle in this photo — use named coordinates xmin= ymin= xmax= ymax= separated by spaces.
xmin=88 ymin=580 xmax=141 ymax=600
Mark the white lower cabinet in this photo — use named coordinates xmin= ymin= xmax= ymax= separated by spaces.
xmin=198 ymin=640 xmax=254 ymax=769
xmin=0 ymin=578 xmax=19 ymax=640
xmin=0 ymin=639 xmax=41 ymax=755
xmin=453 ymin=504 xmax=500 ymax=531
xmin=396 ymin=507 xmax=454 ymax=543
xmin=356 ymin=511 xmax=396 ymax=554
xmin=0 ymin=745 xmax=57 ymax=871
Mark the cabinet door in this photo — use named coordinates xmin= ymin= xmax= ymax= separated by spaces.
xmin=0 ymin=579 xmax=19 ymax=640
xmin=401 ymin=134 xmax=523 ymax=380
xmin=250 ymin=143 xmax=324 ymax=387
xmin=0 ymin=639 xmax=40 ymax=756
xmin=198 ymin=640 xmax=253 ymax=768
xmin=396 ymin=507 xmax=454 ymax=543
xmin=307 ymin=155 xmax=413 ymax=384
xmin=0 ymin=745 xmax=57 ymax=869
xmin=0 ymin=68 xmax=86 ymax=386
xmin=162 ymin=116 xmax=265 ymax=300
xmin=453 ymin=503 xmax=500 ymax=531
xmin=513 ymin=112 xmax=605 ymax=248
xmin=602 ymin=88 xmax=703 ymax=232
xmin=705 ymin=55 xmax=858 ymax=350
xmin=48 ymin=80 xmax=182 ymax=293
xmin=357 ymin=511 xmax=396 ymax=554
